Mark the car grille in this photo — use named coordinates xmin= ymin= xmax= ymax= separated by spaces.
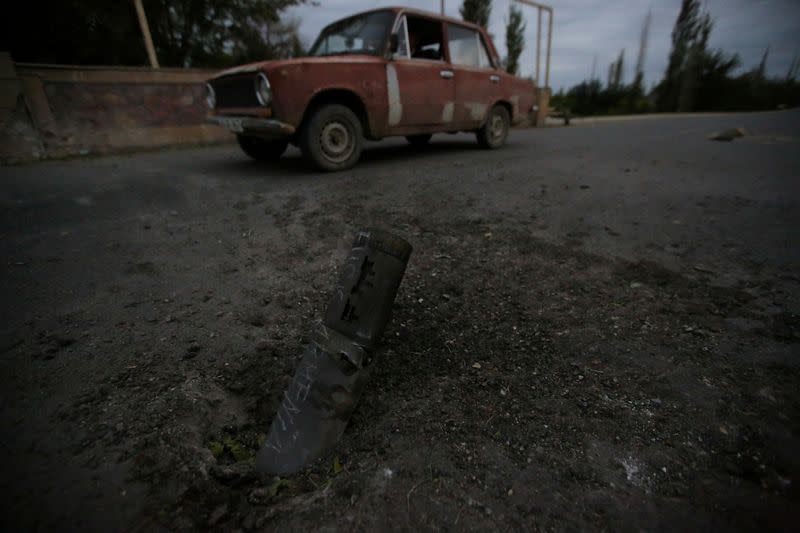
xmin=210 ymin=74 xmax=260 ymax=108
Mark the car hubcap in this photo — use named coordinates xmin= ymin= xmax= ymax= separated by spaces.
xmin=320 ymin=121 xmax=353 ymax=163
xmin=490 ymin=113 xmax=505 ymax=142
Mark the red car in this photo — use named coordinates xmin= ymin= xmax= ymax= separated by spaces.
xmin=206 ymin=7 xmax=535 ymax=171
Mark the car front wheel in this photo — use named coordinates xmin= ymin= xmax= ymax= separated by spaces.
xmin=237 ymin=135 xmax=288 ymax=160
xmin=476 ymin=105 xmax=510 ymax=149
xmin=300 ymin=104 xmax=363 ymax=171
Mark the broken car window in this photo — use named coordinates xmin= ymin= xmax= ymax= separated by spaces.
xmin=309 ymin=10 xmax=394 ymax=57
xmin=406 ymin=16 xmax=445 ymax=61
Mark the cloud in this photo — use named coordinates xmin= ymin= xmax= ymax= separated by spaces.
xmin=287 ymin=0 xmax=800 ymax=90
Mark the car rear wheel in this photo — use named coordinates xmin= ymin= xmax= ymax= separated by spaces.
xmin=405 ymin=134 xmax=432 ymax=147
xmin=237 ymin=135 xmax=288 ymax=160
xmin=300 ymin=104 xmax=363 ymax=171
xmin=476 ymin=105 xmax=510 ymax=149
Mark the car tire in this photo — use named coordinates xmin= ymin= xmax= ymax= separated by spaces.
xmin=237 ymin=135 xmax=289 ymax=160
xmin=300 ymin=104 xmax=363 ymax=171
xmin=476 ymin=105 xmax=510 ymax=149
xmin=405 ymin=134 xmax=432 ymax=147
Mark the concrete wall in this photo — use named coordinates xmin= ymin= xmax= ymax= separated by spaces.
xmin=0 ymin=53 xmax=551 ymax=164
xmin=0 ymin=57 xmax=232 ymax=164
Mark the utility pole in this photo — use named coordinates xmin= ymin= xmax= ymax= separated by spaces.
xmin=133 ymin=0 xmax=160 ymax=68
xmin=441 ymin=0 xmax=445 ymax=15
xmin=536 ymin=8 xmax=541 ymax=84
xmin=513 ymin=0 xmax=553 ymax=88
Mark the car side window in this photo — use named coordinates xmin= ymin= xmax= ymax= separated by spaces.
xmin=406 ymin=16 xmax=445 ymax=61
xmin=447 ymin=24 xmax=493 ymax=68
xmin=393 ymin=16 xmax=410 ymax=59
xmin=477 ymin=35 xmax=492 ymax=68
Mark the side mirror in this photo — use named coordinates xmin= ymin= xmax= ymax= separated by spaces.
xmin=389 ymin=33 xmax=399 ymax=55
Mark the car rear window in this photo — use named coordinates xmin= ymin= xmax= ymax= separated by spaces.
xmin=447 ymin=24 xmax=493 ymax=68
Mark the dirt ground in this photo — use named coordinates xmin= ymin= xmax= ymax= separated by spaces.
xmin=1 ymin=111 xmax=798 ymax=531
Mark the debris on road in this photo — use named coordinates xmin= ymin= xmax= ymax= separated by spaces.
xmin=256 ymin=229 xmax=412 ymax=476
xmin=708 ymin=127 xmax=746 ymax=141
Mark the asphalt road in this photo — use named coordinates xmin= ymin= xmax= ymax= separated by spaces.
xmin=3 ymin=110 xmax=799 ymax=322
xmin=1 ymin=110 xmax=798 ymax=530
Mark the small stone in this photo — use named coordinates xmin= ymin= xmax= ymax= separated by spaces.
xmin=242 ymin=511 xmax=256 ymax=530
xmin=255 ymin=339 xmax=270 ymax=351
xmin=248 ymin=487 xmax=268 ymax=503
xmin=183 ymin=344 xmax=201 ymax=359
xmin=507 ymin=488 xmax=514 ymax=496
xmin=708 ymin=127 xmax=745 ymax=141
xmin=472 ymin=362 xmax=482 ymax=369
xmin=208 ymin=504 xmax=228 ymax=526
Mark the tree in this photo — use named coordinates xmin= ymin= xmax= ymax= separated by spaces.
xmin=3 ymin=0 xmax=147 ymax=65
xmin=460 ymin=0 xmax=492 ymax=29
xmin=656 ymin=0 xmax=701 ymax=111
xmin=143 ymin=0 xmax=307 ymax=67
xmin=504 ymin=5 xmax=526 ymax=75
xmin=655 ymin=0 xmax=740 ymax=112
xmin=2 ymin=0 xmax=306 ymax=67
xmin=633 ymin=10 xmax=651 ymax=93
xmin=607 ymin=49 xmax=624 ymax=90
xmin=788 ymin=55 xmax=800 ymax=82
xmin=612 ymin=49 xmax=625 ymax=88
xmin=756 ymin=46 xmax=769 ymax=80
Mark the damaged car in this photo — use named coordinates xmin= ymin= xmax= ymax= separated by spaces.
xmin=206 ymin=7 xmax=536 ymax=171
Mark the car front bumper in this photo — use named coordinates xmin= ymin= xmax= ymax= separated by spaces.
xmin=207 ymin=115 xmax=296 ymax=138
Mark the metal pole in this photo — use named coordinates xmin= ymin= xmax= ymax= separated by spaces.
xmin=441 ymin=0 xmax=445 ymax=15
xmin=514 ymin=1 xmax=553 ymax=85
xmin=545 ymin=8 xmax=553 ymax=88
xmin=133 ymin=0 xmax=160 ymax=68
xmin=536 ymin=8 xmax=541 ymax=85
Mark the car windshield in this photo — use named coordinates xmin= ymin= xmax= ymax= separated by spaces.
xmin=308 ymin=10 xmax=394 ymax=57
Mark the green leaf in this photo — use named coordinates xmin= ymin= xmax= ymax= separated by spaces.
xmin=223 ymin=436 xmax=252 ymax=463
xmin=209 ymin=441 xmax=225 ymax=458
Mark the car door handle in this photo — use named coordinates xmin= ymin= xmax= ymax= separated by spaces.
xmin=490 ymin=75 xmax=500 ymax=83
xmin=440 ymin=70 xmax=454 ymax=79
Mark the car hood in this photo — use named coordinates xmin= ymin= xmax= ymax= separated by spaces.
xmin=210 ymin=55 xmax=385 ymax=79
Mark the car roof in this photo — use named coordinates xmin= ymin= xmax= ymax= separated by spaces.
xmin=339 ymin=6 xmax=486 ymax=33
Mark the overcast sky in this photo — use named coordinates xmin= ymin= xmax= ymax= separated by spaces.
xmin=287 ymin=0 xmax=800 ymax=90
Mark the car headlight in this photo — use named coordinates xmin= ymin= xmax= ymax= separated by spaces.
xmin=255 ymin=73 xmax=271 ymax=106
xmin=205 ymin=83 xmax=216 ymax=109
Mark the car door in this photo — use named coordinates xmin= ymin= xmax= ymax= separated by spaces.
xmin=387 ymin=14 xmax=456 ymax=131
xmin=445 ymin=23 xmax=500 ymax=128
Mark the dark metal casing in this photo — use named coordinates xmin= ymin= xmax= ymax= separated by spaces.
xmin=256 ymin=229 xmax=412 ymax=475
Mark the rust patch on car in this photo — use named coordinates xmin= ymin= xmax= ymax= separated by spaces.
xmin=465 ymin=102 xmax=489 ymax=121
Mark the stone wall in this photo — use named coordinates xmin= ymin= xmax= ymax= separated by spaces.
xmin=0 ymin=57 xmax=232 ymax=164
